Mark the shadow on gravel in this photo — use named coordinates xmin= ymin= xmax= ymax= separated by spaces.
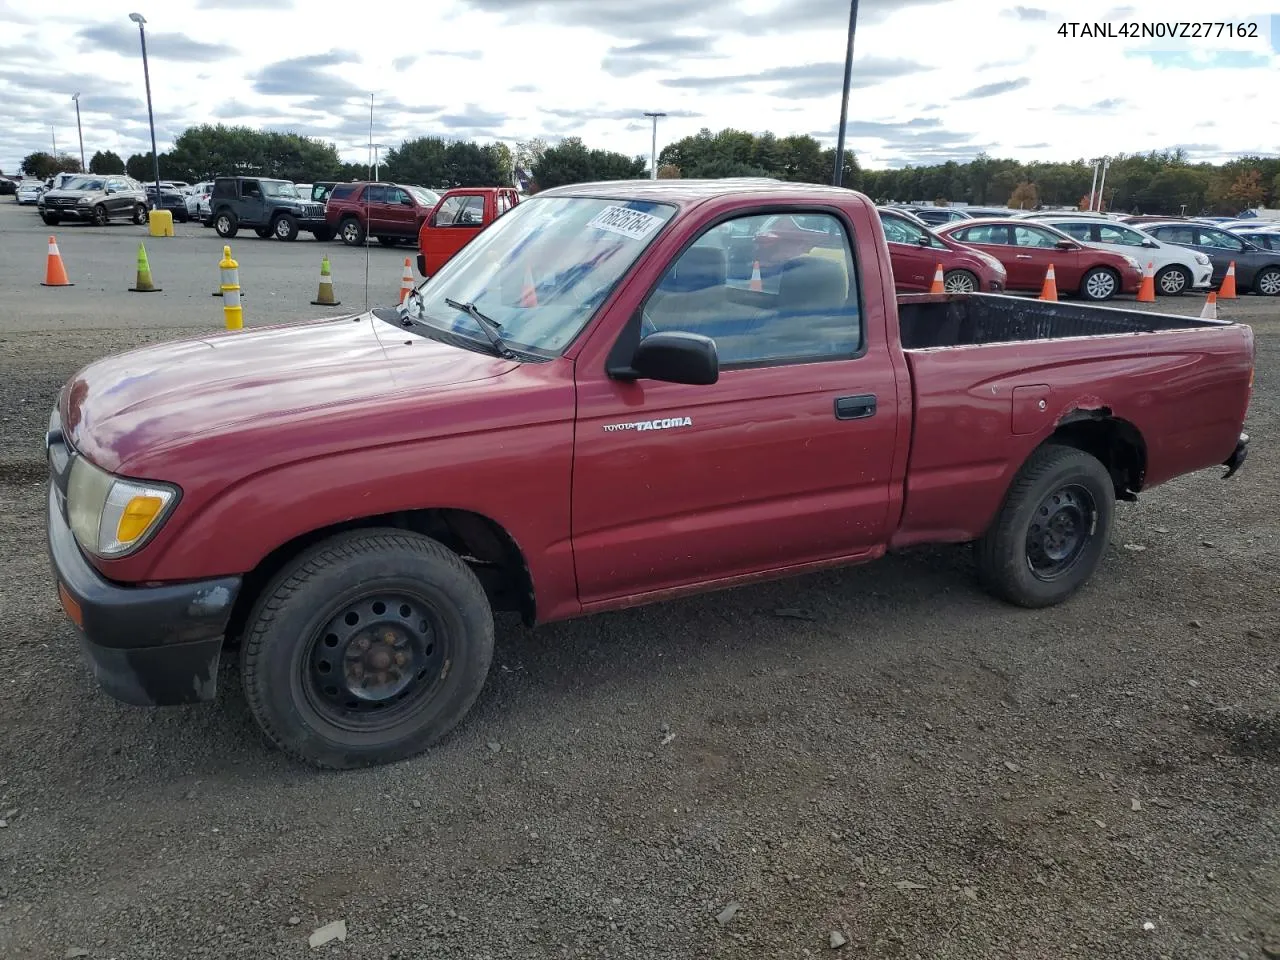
xmin=0 ymin=460 xmax=44 ymax=484
xmin=1196 ymin=706 xmax=1280 ymax=762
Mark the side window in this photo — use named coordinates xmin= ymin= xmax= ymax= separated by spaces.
xmin=1054 ymin=221 xmax=1095 ymax=242
xmin=953 ymin=224 xmax=1010 ymax=245
xmin=495 ymin=192 xmax=511 ymax=216
xmin=1097 ymin=224 xmax=1145 ymax=246
xmin=1152 ymin=225 xmax=1195 ymax=244
xmin=241 ymin=180 xmax=262 ymax=199
xmin=1197 ymin=229 xmax=1245 ymax=252
xmin=362 ymin=185 xmax=388 ymax=204
xmin=329 ymin=184 xmax=356 ymax=202
xmin=1012 ymin=226 xmax=1059 ymax=248
xmin=458 ymin=195 xmax=485 ymax=224
xmin=392 ymin=188 xmax=412 ymax=204
xmin=432 ymin=195 xmax=465 ymax=226
xmin=642 ymin=211 xmax=860 ymax=368
xmin=879 ymin=214 xmax=914 ymax=245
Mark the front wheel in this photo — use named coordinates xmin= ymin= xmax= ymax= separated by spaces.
xmin=1254 ymin=267 xmax=1280 ymax=297
xmin=1079 ymin=267 xmax=1118 ymax=301
xmin=40 ymin=213 xmax=60 ymax=226
xmin=239 ymin=530 xmax=495 ymax=769
xmin=943 ymin=269 xmax=978 ymax=293
xmin=974 ymin=444 xmax=1115 ymax=608
xmin=1155 ymin=265 xmax=1190 ymax=296
xmin=92 ymin=204 xmax=109 ymax=227
xmin=273 ymin=213 xmax=299 ymax=241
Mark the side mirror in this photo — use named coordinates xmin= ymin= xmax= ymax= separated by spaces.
xmin=622 ymin=331 xmax=719 ymax=386
xmin=402 ymin=195 xmax=414 ymax=205
xmin=1142 ymin=238 xmax=1159 ymax=247
xmin=915 ymin=235 xmax=931 ymax=246
xmin=1055 ymin=239 xmax=1075 ymax=249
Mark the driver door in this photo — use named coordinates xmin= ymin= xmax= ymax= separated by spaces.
xmin=238 ymin=179 xmax=265 ymax=225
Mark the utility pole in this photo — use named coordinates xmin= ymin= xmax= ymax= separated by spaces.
xmin=1088 ymin=158 xmax=1100 ymax=211
xmin=72 ymin=94 xmax=85 ymax=172
xmin=129 ymin=13 xmax=162 ymax=206
xmin=1096 ymin=156 xmax=1111 ymax=213
xmin=643 ymin=112 xmax=666 ymax=179
xmin=832 ymin=0 xmax=859 ymax=187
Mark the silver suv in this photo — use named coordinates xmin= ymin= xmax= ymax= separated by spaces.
xmin=38 ymin=175 xmax=149 ymax=226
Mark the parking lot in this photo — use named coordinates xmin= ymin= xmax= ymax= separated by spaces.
xmin=0 ymin=195 xmax=1277 ymax=959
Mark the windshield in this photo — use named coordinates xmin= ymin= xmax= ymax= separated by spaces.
xmin=73 ymin=178 xmax=104 ymax=191
xmin=262 ymin=181 xmax=300 ymax=199
xmin=402 ymin=195 xmax=676 ymax=356
xmin=411 ymin=187 xmax=440 ymax=206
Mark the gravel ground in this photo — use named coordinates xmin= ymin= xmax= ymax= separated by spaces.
xmin=0 ymin=198 xmax=1277 ymax=960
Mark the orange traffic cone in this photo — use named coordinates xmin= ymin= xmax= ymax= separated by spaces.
xmin=1038 ymin=263 xmax=1058 ymax=302
xmin=928 ymin=262 xmax=945 ymax=294
xmin=1136 ymin=261 xmax=1155 ymax=302
xmin=520 ymin=267 xmax=538 ymax=307
xmin=1213 ymin=261 xmax=1233 ymax=299
xmin=1200 ymin=291 xmax=1217 ymax=319
xmin=398 ymin=258 xmax=413 ymax=304
xmin=40 ymin=235 xmax=73 ymax=287
xmin=749 ymin=260 xmax=763 ymax=292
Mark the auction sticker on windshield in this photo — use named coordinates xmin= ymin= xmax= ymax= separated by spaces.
xmin=588 ymin=205 xmax=665 ymax=241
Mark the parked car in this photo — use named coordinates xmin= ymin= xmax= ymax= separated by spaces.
xmin=209 ymin=176 xmax=331 ymax=241
xmin=185 ymin=181 xmax=214 ymax=224
xmin=1140 ymin=221 xmax=1280 ymax=296
xmin=310 ymin=181 xmax=338 ymax=204
xmin=1231 ymin=227 xmax=1280 ymax=252
xmin=936 ymin=218 xmax=1143 ymax=300
xmin=16 ymin=179 xmax=45 ymax=204
xmin=910 ymin=207 xmax=975 ymax=226
xmin=324 ymin=181 xmax=442 ymax=247
xmin=416 ymin=186 xmax=520 ymax=277
xmin=37 ymin=175 xmax=148 ymax=226
xmin=145 ymin=183 xmax=191 ymax=222
xmin=0 ymin=175 xmax=17 ymax=196
xmin=1032 ymin=215 xmax=1212 ymax=295
xmin=877 ymin=206 xmax=1006 ymax=292
xmin=45 ymin=179 xmax=1254 ymax=768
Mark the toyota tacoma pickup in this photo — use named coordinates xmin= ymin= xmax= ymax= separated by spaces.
xmin=45 ymin=179 xmax=1255 ymax=770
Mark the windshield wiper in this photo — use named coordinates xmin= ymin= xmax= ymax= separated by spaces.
xmin=443 ymin=298 xmax=518 ymax=359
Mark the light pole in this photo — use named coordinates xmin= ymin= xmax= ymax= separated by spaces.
xmin=129 ymin=12 xmax=161 ymax=208
xmin=371 ymin=143 xmax=387 ymax=180
xmin=832 ymin=0 xmax=859 ymax=187
xmin=72 ymin=94 xmax=85 ymax=172
xmin=643 ymin=111 xmax=665 ymax=179
xmin=1088 ymin=158 xmax=1100 ymax=211
xmin=1096 ymin=156 xmax=1111 ymax=213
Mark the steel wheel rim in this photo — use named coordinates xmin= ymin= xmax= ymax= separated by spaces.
xmin=1025 ymin=483 xmax=1097 ymax=582
xmin=1086 ymin=272 xmax=1114 ymax=299
xmin=301 ymin=589 xmax=452 ymax=733
xmin=944 ymin=272 xmax=976 ymax=293
xmin=1259 ymin=271 xmax=1280 ymax=295
xmin=1158 ymin=269 xmax=1186 ymax=294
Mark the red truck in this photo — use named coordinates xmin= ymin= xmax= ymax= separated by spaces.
xmin=416 ymin=186 xmax=519 ymax=278
xmin=46 ymin=180 xmax=1254 ymax=769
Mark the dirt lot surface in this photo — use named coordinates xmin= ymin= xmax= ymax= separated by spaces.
xmin=0 ymin=200 xmax=1277 ymax=959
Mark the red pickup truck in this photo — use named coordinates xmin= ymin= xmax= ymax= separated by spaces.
xmin=416 ymin=186 xmax=519 ymax=278
xmin=46 ymin=180 xmax=1254 ymax=769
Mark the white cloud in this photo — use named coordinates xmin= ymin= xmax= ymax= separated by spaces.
xmin=1 ymin=0 xmax=1276 ymax=175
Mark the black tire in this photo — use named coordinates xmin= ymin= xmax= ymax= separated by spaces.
xmin=1154 ymin=264 xmax=1190 ymax=296
xmin=40 ymin=213 xmax=60 ymax=226
xmin=239 ymin=529 xmax=495 ymax=770
xmin=254 ymin=227 xmax=273 ymax=239
xmin=311 ymin=227 xmax=334 ymax=242
xmin=1078 ymin=266 xmax=1119 ymax=301
xmin=273 ymin=213 xmax=299 ymax=241
xmin=377 ymin=236 xmax=399 ymax=247
xmin=339 ymin=216 xmax=365 ymax=246
xmin=942 ymin=269 xmax=978 ymax=293
xmin=131 ymin=203 xmax=148 ymax=225
xmin=214 ymin=209 xmax=239 ymax=238
xmin=1254 ymin=267 xmax=1280 ymax=297
xmin=92 ymin=204 xmax=109 ymax=227
xmin=973 ymin=444 xmax=1115 ymax=609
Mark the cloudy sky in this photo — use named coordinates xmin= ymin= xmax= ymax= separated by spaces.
xmin=2 ymin=0 xmax=1278 ymax=177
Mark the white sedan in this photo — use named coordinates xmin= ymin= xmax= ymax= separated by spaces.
xmin=1033 ymin=215 xmax=1212 ymax=295
xmin=16 ymin=180 xmax=44 ymax=205
xmin=185 ymin=181 xmax=214 ymax=224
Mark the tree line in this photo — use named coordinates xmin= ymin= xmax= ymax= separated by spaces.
xmin=17 ymin=124 xmax=1279 ymax=216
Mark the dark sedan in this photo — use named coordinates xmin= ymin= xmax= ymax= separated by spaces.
xmin=145 ymin=184 xmax=191 ymax=222
xmin=1141 ymin=221 xmax=1280 ymax=296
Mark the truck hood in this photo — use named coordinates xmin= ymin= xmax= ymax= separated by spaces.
xmin=63 ymin=311 xmax=519 ymax=474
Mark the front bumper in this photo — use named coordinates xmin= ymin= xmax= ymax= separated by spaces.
xmin=1222 ymin=432 xmax=1249 ymax=479
xmin=40 ymin=205 xmax=95 ymax=220
xmin=1193 ymin=267 xmax=1213 ymax=289
xmin=46 ymin=483 xmax=242 ymax=706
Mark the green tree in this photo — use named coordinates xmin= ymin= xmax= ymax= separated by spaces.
xmin=443 ymin=140 xmax=505 ymax=187
xmin=487 ymin=142 xmax=514 ymax=186
xmin=89 ymin=150 xmax=125 ymax=174
xmin=20 ymin=152 xmax=57 ymax=178
xmin=531 ymin=137 xmax=643 ymax=190
xmin=385 ymin=137 xmax=450 ymax=187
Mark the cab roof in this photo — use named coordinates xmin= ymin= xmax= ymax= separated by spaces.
xmin=536 ymin=178 xmax=863 ymax=207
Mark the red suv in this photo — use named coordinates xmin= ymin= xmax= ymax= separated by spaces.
xmin=877 ymin=207 xmax=1007 ymax=293
xmin=324 ymin=182 xmax=442 ymax=247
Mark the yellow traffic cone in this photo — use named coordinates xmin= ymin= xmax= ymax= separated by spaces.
xmin=310 ymin=256 xmax=341 ymax=306
xmin=128 ymin=242 xmax=161 ymax=293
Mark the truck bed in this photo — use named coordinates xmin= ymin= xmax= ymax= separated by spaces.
xmin=897 ymin=293 xmax=1219 ymax=350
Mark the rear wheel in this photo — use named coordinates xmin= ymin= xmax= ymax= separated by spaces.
xmin=943 ymin=269 xmax=978 ymax=293
xmin=214 ymin=210 xmax=239 ymax=238
xmin=239 ymin=530 xmax=495 ymax=769
xmin=311 ymin=227 xmax=333 ymax=242
xmin=1079 ymin=267 xmax=1118 ymax=301
xmin=1254 ymin=267 xmax=1280 ymax=297
xmin=974 ymin=444 xmax=1115 ymax=608
xmin=1155 ymin=264 xmax=1190 ymax=296
xmin=377 ymin=236 xmax=399 ymax=247
xmin=340 ymin=217 xmax=365 ymax=246
xmin=131 ymin=203 xmax=148 ymax=225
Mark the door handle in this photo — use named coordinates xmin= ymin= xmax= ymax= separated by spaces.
xmin=835 ymin=394 xmax=877 ymax=420
xmin=1015 ymin=254 xmax=1033 ymax=259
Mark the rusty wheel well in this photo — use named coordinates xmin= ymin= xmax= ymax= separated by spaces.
xmin=224 ymin=509 xmax=535 ymax=646
xmin=1047 ymin=411 xmax=1146 ymax=500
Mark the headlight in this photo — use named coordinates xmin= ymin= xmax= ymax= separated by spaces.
xmin=1194 ymin=253 xmax=1211 ymax=265
xmin=1123 ymin=256 xmax=1141 ymax=270
xmin=67 ymin=456 xmax=179 ymax=558
xmin=77 ymin=198 xmax=92 ymax=205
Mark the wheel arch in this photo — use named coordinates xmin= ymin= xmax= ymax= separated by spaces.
xmin=1044 ymin=409 xmax=1146 ymax=500
xmin=225 ymin=508 xmax=536 ymax=645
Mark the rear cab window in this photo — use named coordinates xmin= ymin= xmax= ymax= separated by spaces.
xmin=329 ymin=184 xmax=357 ymax=202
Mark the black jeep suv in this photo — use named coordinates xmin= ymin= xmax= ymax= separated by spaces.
xmin=208 ymin=176 xmax=331 ymax=241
